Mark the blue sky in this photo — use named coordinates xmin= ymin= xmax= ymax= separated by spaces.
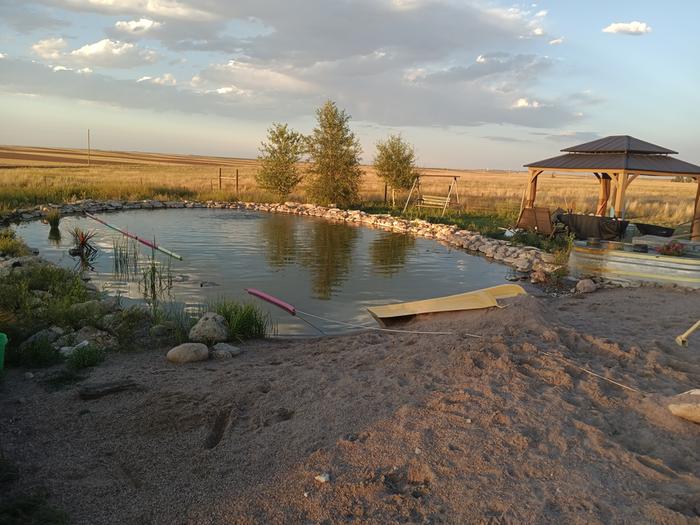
xmin=0 ymin=0 xmax=698 ymax=169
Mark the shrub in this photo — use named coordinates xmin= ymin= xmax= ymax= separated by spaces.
xmin=20 ymin=336 xmax=61 ymax=368
xmin=373 ymin=134 xmax=419 ymax=205
xmin=209 ymin=298 xmax=271 ymax=341
xmin=66 ymin=344 xmax=105 ymax=370
xmin=0 ymin=229 xmax=30 ymax=257
xmin=255 ymin=123 xmax=305 ymax=200
xmin=306 ymin=100 xmax=363 ymax=207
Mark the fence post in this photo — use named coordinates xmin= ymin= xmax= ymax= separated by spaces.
xmin=236 ymin=169 xmax=239 ymax=196
xmin=384 ymin=183 xmax=387 ymax=204
xmin=218 ymin=168 xmax=222 ymax=189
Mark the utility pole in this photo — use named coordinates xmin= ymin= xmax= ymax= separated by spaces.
xmin=87 ymin=128 xmax=91 ymax=167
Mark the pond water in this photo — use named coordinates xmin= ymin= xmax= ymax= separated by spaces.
xmin=15 ymin=209 xmax=509 ymax=335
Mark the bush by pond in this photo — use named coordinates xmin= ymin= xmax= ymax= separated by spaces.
xmin=209 ymin=299 xmax=272 ymax=341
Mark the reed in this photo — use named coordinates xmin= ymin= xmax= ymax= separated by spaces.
xmin=112 ymin=237 xmax=139 ymax=280
xmin=140 ymin=249 xmax=173 ymax=311
xmin=45 ymin=208 xmax=61 ymax=229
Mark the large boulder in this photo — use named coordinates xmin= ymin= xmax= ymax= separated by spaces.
xmin=167 ymin=343 xmax=209 ymax=364
xmin=668 ymin=389 xmax=700 ymax=424
xmin=189 ymin=312 xmax=229 ymax=344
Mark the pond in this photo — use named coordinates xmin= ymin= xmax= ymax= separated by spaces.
xmin=15 ymin=209 xmax=509 ymax=335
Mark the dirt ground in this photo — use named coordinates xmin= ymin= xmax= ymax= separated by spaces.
xmin=1 ymin=287 xmax=699 ymax=524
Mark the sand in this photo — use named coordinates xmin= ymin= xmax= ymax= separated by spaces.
xmin=1 ymin=287 xmax=699 ymax=524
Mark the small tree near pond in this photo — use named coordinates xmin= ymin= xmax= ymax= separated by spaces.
xmin=373 ymin=134 xmax=419 ymax=206
xmin=306 ymin=100 xmax=363 ymax=207
xmin=256 ymin=123 xmax=304 ymax=200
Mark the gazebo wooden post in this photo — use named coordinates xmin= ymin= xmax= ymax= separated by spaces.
xmin=595 ymin=173 xmax=611 ymax=216
xmin=525 ymin=169 xmax=541 ymax=208
xmin=613 ymin=172 xmax=629 ymax=218
xmin=692 ymin=177 xmax=700 ymax=241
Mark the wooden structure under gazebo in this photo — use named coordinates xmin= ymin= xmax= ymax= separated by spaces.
xmin=521 ymin=135 xmax=700 ymax=240
xmin=521 ymin=136 xmax=700 ymax=288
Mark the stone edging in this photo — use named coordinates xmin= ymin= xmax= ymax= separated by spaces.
xmin=3 ymin=198 xmax=561 ymax=276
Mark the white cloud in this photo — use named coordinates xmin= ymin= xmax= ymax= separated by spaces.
xmin=137 ymin=73 xmax=176 ymax=85
xmin=52 ymin=65 xmax=72 ymax=72
xmin=77 ymin=67 xmax=92 ymax=73
xmin=55 ymin=0 xmax=213 ymax=21
xmin=531 ymin=26 xmax=544 ymax=36
xmin=602 ymin=21 xmax=652 ymax=35
xmin=202 ymin=60 xmax=314 ymax=93
xmin=115 ymin=18 xmax=162 ymax=34
xmin=535 ymin=10 xmax=548 ymax=18
xmin=212 ymin=85 xmax=251 ymax=96
xmin=0 ymin=53 xmax=6 ymax=59
xmin=476 ymin=54 xmax=487 ymax=63
xmin=548 ymin=37 xmax=564 ymax=45
xmin=32 ymin=37 xmax=67 ymax=60
xmin=69 ymin=38 xmax=157 ymax=67
xmin=513 ymin=97 xmax=540 ymax=108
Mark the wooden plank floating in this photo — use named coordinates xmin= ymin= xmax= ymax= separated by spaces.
xmin=569 ymin=242 xmax=700 ymax=288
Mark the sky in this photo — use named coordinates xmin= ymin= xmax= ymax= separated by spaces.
xmin=0 ymin=0 xmax=698 ymax=169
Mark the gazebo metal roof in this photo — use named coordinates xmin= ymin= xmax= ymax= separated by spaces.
xmin=525 ymin=135 xmax=700 ymax=175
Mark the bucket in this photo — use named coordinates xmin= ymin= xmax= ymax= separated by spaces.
xmin=0 ymin=332 xmax=6 ymax=372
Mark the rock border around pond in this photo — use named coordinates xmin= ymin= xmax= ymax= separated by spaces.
xmin=2 ymin=198 xmax=560 ymax=278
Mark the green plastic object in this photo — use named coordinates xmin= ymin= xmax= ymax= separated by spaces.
xmin=0 ymin=332 xmax=6 ymax=372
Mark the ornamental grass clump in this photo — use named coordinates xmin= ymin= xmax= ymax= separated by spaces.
xmin=209 ymin=298 xmax=272 ymax=341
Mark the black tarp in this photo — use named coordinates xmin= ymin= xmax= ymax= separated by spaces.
xmin=555 ymin=213 xmax=629 ymax=241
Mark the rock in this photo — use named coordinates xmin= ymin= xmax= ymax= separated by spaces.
xmin=314 ymin=473 xmax=330 ymax=483
xmin=189 ymin=312 xmax=229 ymax=344
xmin=59 ymin=340 xmax=90 ymax=357
xmin=68 ymin=299 xmax=106 ymax=321
xmin=24 ymin=372 xmax=34 ymax=380
xmin=530 ymin=268 xmax=548 ymax=284
xmin=166 ymin=343 xmax=209 ymax=364
xmin=78 ymin=379 xmax=143 ymax=400
xmin=71 ymin=326 xmax=118 ymax=351
xmin=211 ymin=342 xmax=242 ymax=358
xmin=668 ymin=389 xmax=700 ymax=424
xmin=19 ymin=326 xmax=65 ymax=351
xmin=149 ymin=324 xmax=173 ymax=338
xmin=575 ymin=279 xmax=597 ymax=294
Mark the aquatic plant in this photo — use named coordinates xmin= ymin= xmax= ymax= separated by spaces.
xmin=140 ymin=249 xmax=173 ymax=311
xmin=112 ymin=237 xmax=139 ymax=280
xmin=68 ymin=226 xmax=97 ymax=253
xmin=208 ymin=297 xmax=273 ymax=341
xmin=45 ymin=209 xmax=61 ymax=229
xmin=154 ymin=301 xmax=197 ymax=344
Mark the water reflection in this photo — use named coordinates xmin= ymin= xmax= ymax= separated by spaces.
xmin=301 ymin=221 xmax=358 ymax=299
xmin=261 ymin=214 xmax=298 ymax=268
xmin=369 ymin=232 xmax=416 ymax=276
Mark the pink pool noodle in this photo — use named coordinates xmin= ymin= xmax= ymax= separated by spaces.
xmin=245 ymin=288 xmax=297 ymax=316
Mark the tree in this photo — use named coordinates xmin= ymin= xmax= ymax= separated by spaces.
xmin=306 ymin=100 xmax=363 ymax=207
xmin=373 ymin=134 xmax=419 ymax=206
xmin=256 ymin=123 xmax=304 ymax=200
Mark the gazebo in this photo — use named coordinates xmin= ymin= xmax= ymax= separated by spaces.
xmin=523 ymin=135 xmax=700 ymax=240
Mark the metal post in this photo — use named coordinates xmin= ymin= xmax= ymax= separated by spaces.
xmin=219 ymin=168 xmax=222 ymax=189
xmin=236 ymin=169 xmax=239 ymax=196
xmin=87 ymin=128 xmax=91 ymax=167
xmin=384 ymin=183 xmax=387 ymax=204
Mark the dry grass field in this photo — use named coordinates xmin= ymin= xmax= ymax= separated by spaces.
xmin=0 ymin=145 xmax=696 ymax=226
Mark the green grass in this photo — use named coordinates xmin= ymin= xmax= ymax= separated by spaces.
xmin=66 ymin=344 xmax=105 ymax=370
xmin=0 ymin=229 xmax=31 ymax=257
xmin=0 ymin=264 xmax=89 ymax=355
xmin=208 ymin=298 xmax=272 ymax=341
xmin=154 ymin=302 xmax=196 ymax=344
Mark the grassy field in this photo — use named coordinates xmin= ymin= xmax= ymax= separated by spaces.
xmin=0 ymin=145 xmax=696 ymax=227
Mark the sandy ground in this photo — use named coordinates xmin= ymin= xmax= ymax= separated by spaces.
xmin=1 ymin=287 xmax=699 ymax=524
